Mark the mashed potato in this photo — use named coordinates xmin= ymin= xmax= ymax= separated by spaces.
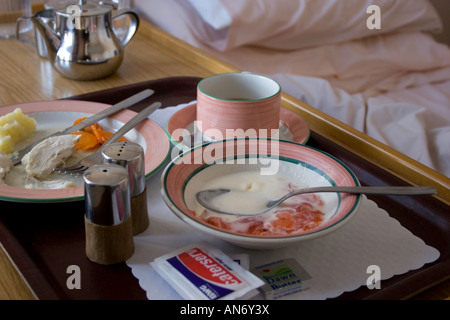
xmin=0 ymin=108 xmax=36 ymax=154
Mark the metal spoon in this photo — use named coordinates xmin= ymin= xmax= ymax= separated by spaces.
xmin=195 ymin=186 xmax=437 ymax=216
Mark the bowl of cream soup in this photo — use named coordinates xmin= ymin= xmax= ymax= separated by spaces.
xmin=161 ymin=139 xmax=361 ymax=249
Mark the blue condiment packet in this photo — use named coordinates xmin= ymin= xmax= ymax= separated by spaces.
xmin=150 ymin=242 xmax=264 ymax=300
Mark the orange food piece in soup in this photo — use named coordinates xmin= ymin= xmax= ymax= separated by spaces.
xmin=200 ymin=194 xmax=325 ymax=237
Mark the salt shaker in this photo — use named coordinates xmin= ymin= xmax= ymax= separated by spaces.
xmin=84 ymin=164 xmax=135 ymax=265
xmin=102 ymin=141 xmax=149 ymax=235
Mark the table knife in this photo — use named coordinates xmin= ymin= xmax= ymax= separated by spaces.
xmin=10 ymin=89 xmax=154 ymax=165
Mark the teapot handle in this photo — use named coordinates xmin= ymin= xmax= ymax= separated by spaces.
xmin=112 ymin=9 xmax=140 ymax=46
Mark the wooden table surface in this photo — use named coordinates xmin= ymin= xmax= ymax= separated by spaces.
xmin=0 ymin=11 xmax=449 ymax=300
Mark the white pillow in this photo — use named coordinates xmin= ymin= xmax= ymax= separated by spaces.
xmin=185 ymin=0 xmax=443 ymax=51
xmin=187 ymin=0 xmax=231 ymax=29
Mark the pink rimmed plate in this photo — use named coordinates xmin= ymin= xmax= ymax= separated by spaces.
xmin=161 ymin=139 xmax=361 ymax=249
xmin=166 ymin=103 xmax=310 ymax=151
xmin=0 ymin=100 xmax=170 ymax=203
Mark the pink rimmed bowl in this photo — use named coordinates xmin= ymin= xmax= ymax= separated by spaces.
xmin=161 ymin=139 xmax=362 ymax=249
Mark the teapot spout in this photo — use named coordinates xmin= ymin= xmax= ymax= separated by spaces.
xmin=30 ymin=10 xmax=61 ymax=60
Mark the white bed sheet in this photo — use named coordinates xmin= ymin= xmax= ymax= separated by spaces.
xmin=133 ymin=0 xmax=450 ymax=177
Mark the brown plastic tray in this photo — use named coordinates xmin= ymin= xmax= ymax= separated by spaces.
xmin=0 ymin=77 xmax=448 ymax=300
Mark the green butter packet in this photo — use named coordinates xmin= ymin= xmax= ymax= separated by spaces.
xmin=252 ymin=258 xmax=313 ymax=300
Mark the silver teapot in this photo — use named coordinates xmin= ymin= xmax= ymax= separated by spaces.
xmin=24 ymin=0 xmax=139 ymax=80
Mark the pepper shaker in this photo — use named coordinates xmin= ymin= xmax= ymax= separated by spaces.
xmin=102 ymin=141 xmax=149 ymax=235
xmin=84 ymin=164 xmax=135 ymax=265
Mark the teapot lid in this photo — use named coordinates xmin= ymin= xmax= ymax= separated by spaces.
xmin=56 ymin=0 xmax=112 ymax=16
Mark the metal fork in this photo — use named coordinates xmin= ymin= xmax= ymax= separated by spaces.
xmin=54 ymin=102 xmax=162 ymax=175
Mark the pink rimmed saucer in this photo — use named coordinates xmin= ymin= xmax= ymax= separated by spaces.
xmin=166 ymin=103 xmax=310 ymax=151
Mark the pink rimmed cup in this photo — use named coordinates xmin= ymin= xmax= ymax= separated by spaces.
xmin=196 ymin=73 xmax=281 ymax=139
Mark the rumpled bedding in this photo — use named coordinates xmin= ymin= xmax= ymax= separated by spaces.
xmin=133 ymin=0 xmax=450 ymax=177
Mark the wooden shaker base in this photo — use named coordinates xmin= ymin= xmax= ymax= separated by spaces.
xmin=85 ymin=216 xmax=135 ymax=265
